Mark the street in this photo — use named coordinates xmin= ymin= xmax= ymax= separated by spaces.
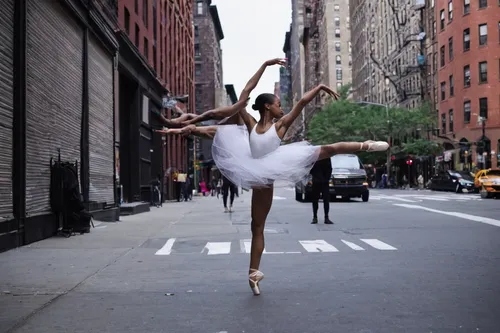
xmin=1 ymin=186 xmax=500 ymax=333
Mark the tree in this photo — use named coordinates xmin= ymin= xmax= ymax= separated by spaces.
xmin=307 ymin=99 xmax=439 ymax=164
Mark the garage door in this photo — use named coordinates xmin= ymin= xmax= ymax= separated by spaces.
xmin=26 ymin=0 xmax=83 ymax=214
xmin=88 ymin=35 xmax=115 ymax=205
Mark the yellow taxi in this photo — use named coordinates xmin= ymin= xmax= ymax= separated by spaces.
xmin=474 ymin=168 xmax=500 ymax=199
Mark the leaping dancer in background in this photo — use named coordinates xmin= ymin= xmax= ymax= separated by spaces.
xmin=156 ymin=58 xmax=389 ymax=296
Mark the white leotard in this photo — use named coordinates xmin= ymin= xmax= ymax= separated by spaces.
xmin=249 ymin=124 xmax=281 ymax=159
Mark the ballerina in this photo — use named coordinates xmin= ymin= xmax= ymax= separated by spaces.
xmin=158 ymin=58 xmax=389 ymax=296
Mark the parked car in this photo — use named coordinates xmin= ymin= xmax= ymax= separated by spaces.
xmin=428 ymin=170 xmax=476 ymax=193
xmin=295 ymin=154 xmax=369 ymax=202
xmin=474 ymin=168 xmax=500 ymax=198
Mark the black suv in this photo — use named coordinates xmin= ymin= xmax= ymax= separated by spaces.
xmin=295 ymin=154 xmax=369 ymax=202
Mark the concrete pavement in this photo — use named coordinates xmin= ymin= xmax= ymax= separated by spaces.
xmin=1 ymin=186 xmax=500 ymax=332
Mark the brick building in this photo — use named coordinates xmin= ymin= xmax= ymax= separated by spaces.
xmin=436 ymin=0 xmax=500 ymax=169
xmin=117 ymin=0 xmax=194 ymax=201
xmin=193 ymin=0 xmax=225 ymax=184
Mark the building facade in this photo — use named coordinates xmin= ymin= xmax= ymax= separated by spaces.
xmin=349 ymin=0 xmax=426 ymax=109
xmin=0 ymin=0 xmax=120 ymax=252
xmin=117 ymin=0 xmax=194 ymax=202
xmin=193 ymin=0 xmax=224 ymax=184
xmin=436 ymin=0 xmax=500 ymax=169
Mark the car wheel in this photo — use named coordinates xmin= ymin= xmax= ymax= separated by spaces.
xmin=295 ymin=190 xmax=303 ymax=202
xmin=480 ymin=187 xmax=491 ymax=199
xmin=362 ymin=191 xmax=369 ymax=202
xmin=455 ymin=183 xmax=461 ymax=193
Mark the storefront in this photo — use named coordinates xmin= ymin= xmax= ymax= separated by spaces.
xmin=1 ymin=0 xmax=119 ymax=252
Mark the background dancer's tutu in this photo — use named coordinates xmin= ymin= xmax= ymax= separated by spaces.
xmin=211 ymin=124 xmax=320 ymax=190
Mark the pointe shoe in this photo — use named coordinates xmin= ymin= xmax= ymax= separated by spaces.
xmin=249 ymin=269 xmax=264 ymax=296
xmin=362 ymin=140 xmax=389 ymax=152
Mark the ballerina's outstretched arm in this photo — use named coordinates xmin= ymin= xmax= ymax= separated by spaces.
xmin=155 ymin=124 xmax=217 ymax=140
xmin=182 ymin=58 xmax=287 ymax=127
xmin=275 ymin=84 xmax=340 ymax=138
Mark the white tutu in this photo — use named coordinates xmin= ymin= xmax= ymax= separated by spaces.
xmin=211 ymin=124 xmax=320 ymax=190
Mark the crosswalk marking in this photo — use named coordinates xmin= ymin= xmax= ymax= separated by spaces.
xmin=153 ymin=238 xmax=397 ymax=255
xmin=155 ymin=238 xmax=176 ymax=255
xmin=341 ymin=240 xmax=365 ymax=250
xmin=203 ymin=242 xmax=231 ymax=255
xmin=299 ymin=240 xmax=339 ymax=252
xmin=370 ymin=193 xmax=482 ymax=202
xmin=360 ymin=239 xmax=397 ymax=250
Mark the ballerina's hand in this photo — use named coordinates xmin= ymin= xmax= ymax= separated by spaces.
xmin=320 ymin=85 xmax=340 ymax=100
xmin=264 ymin=58 xmax=287 ymax=67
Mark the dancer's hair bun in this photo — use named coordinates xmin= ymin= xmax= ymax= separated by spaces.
xmin=251 ymin=104 xmax=258 ymax=110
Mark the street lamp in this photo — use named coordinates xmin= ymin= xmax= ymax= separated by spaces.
xmin=355 ymin=100 xmax=392 ymax=186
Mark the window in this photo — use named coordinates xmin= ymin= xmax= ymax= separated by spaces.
xmin=440 ymin=9 xmax=445 ymax=29
xmin=335 ymin=42 xmax=341 ymax=51
xmin=448 ymin=37 xmax=453 ymax=60
xmin=479 ymin=97 xmax=488 ymax=118
xmin=336 ymin=82 xmax=342 ymax=89
xmin=441 ymin=113 xmax=446 ymax=134
xmin=348 ymin=54 xmax=352 ymax=66
xmin=194 ymin=44 xmax=200 ymax=57
xmin=433 ymin=20 xmax=436 ymax=38
xmin=143 ymin=0 xmax=148 ymax=28
xmin=463 ymin=65 xmax=471 ymax=87
xmin=449 ymin=109 xmax=454 ymax=132
xmin=479 ymin=23 xmax=487 ymax=45
xmin=194 ymin=26 xmax=199 ymax=38
xmin=197 ymin=1 xmax=203 ymax=14
xmin=479 ymin=61 xmax=487 ymax=82
xmin=195 ymin=64 xmax=201 ymax=76
xmin=153 ymin=45 xmax=156 ymax=71
xmin=348 ymin=42 xmax=352 ymax=53
xmin=440 ymin=81 xmax=446 ymax=100
xmin=336 ymin=67 xmax=342 ymax=80
xmin=449 ymin=75 xmax=454 ymax=96
xmin=335 ymin=29 xmax=341 ymax=38
xmin=142 ymin=95 xmax=149 ymax=124
xmin=134 ymin=0 xmax=139 ymax=13
xmin=479 ymin=0 xmax=487 ymax=8
xmin=448 ymin=0 xmax=453 ymax=21
xmin=463 ymin=0 xmax=470 ymax=13
xmin=440 ymin=46 xmax=445 ymax=66
xmin=135 ymin=24 xmax=140 ymax=46
xmin=498 ymin=21 xmax=500 ymax=42
xmin=334 ymin=4 xmax=340 ymax=10
xmin=334 ymin=17 xmax=340 ymax=27
xmin=346 ymin=17 xmax=350 ymax=28
xmin=463 ymin=100 xmax=471 ymax=123
xmin=124 ymin=8 xmax=130 ymax=34
xmin=463 ymin=28 xmax=470 ymax=51
xmin=336 ymin=55 xmax=341 ymax=65
xmin=143 ymin=37 xmax=148 ymax=59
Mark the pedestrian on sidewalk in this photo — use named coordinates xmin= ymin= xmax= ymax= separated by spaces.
xmin=222 ymin=175 xmax=237 ymax=212
xmin=309 ymin=152 xmax=333 ymax=224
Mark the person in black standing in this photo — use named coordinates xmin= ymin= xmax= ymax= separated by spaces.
xmin=222 ymin=175 xmax=237 ymax=213
xmin=310 ymin=157 xmax=333 ymax=224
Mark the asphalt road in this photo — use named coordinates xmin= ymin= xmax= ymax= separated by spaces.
xmin=1 ymin=186 xmax=500 ymax=333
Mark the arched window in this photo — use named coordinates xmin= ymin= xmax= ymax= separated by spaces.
xmin=336 ymin=55 xmax=341 ymax=64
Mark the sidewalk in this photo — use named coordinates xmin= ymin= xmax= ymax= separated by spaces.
xmin=0 ymin=192 xmax=250 ymax=333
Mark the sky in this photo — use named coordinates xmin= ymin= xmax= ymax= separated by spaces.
xmin=211 ymin=0 xmax=292 ymax=120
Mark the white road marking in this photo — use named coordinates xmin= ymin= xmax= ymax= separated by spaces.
xmin=155 ymin=238 xmax=176 ymax=255
xmin=393 ymin=204 xmax=500 ymax=228
xmin=242 ymin=239 xmax=283 ymax=254
xmin=273 ymin=196 xmax=287 ymax=200
xmin=376 ymin=195 xmax=418 ymax=203
xmin=360 ymin=239 xmax=398 ymax=250
xmin=341 ymin=240 xmax=365 ymax=250
xmin=299 ymin=240 xmax=339 ymax=252
xmin=202 ymin=242 xmax=231 ymax=255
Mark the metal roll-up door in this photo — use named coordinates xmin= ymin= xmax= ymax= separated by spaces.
xmin=26 ymin=0 xmax=83 ymax=214
xmin=88 ymin=35 xmax=114 ymax=205
xmin=0 ymin=0 xmax=14 ymax=220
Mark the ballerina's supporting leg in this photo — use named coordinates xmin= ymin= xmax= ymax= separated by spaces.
xmin=248 ymin=186 xmax=273 ymax=295
xmin=317 ymin=140 xmax=389 ymax=160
